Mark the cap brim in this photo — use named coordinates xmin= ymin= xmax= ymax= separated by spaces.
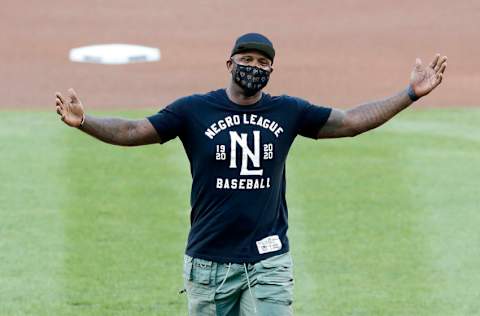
xmin=231 ymin=43 xmax=275 ymax=62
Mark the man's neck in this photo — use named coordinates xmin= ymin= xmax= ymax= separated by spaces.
xmin=226 ymin=81 xmax=262 ymax=106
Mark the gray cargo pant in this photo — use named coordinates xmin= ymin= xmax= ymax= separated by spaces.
xmin=183 ymin=252 xmax=294 ymax=316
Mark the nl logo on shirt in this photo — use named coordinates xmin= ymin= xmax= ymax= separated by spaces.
xmin=204 ymin=114 xmax=285 ymax=191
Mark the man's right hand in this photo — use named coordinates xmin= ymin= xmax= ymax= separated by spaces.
xmin=55 ymin=88 xmax=85 ymax=128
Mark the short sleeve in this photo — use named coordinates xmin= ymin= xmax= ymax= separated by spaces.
xmin=147 ymin=96 xmax=189 ymax=144
xmin=295 ymin=97 xmax=332 ymax=139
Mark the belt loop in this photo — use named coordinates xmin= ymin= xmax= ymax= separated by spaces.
xmin=210 ymin=261 xmax=217 ymax=285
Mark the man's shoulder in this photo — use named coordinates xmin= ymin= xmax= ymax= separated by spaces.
xmin=190 ymin=89 xmax=224 ymax=101
xmin=269 ymin=94 xmax=330 ymax=110
xmin=264 ymin=93 xmax=304 ymax=107
xmin=165 ymin=89 xmax=223 ymax=109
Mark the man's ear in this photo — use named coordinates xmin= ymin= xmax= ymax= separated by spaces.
xmin=226 ymin=59 xmax=233 ymax=72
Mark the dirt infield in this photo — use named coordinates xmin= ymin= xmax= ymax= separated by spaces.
xmin=1 ymin=0 xmax=478 ymax=110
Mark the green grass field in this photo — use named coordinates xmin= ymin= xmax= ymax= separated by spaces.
xmin=1 ymin=108 xmax=479 ymax=316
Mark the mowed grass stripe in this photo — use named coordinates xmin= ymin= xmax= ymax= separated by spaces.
xmin=60 ymin=110 xmax=191 ymax=315
xmin=393 ymin=110 xmax=480 ymax=315
xmin=287 ymin=108 xmax=480 ymax=315
xmin=288 ymin=126 xmax=432 ymax=315
xmin=0 ymin=112 xmax=66 ymax=315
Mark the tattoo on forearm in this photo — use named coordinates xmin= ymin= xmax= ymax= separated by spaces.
xmin=80 ymin=116 xmax=136 ymax=146
xmin=347 ymin=89 xmax=412 ymax=135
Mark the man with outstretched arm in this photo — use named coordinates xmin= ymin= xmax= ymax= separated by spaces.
xmin=55 ymin=33 xmax=447 ymax=316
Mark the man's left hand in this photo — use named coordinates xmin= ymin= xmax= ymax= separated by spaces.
xmin=410 ymin=53 xmax=447 ymax=98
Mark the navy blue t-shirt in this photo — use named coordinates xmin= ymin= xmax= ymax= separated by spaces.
xmin=147 ymin=89 xmax=331 ymax=263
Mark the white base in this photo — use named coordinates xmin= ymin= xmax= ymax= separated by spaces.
xmin=69 ymin=44 xmax=161 ymax=65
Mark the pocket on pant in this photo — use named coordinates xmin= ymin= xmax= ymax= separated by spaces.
xmin=255 ymin=275 xmax=293 ymax=305
xmin=186 ymin=258 xmax=215 ymax=300
xmin=192 ymin=258 xmax=213 ymax=285
xmin=255 ymin=254 xmax=294 ymax=305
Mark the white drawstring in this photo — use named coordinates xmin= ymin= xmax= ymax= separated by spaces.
xmin=216 ymin=263 xmax=231 ymax=293
xmin=216 ymin=262 xmax=257 ymax=314
xmin=243 ymin=263 xmax=257 ymax=314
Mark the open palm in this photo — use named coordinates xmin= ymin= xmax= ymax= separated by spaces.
xmin=410 ymin=54 xmax=447 ymax=98
xmin=55 ymin=88 xmax=85 ymax=128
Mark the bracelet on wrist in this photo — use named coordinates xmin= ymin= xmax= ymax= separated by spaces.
xmin=407 ymin=85 xmax=419 ymax=102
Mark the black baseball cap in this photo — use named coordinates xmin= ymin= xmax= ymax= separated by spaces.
xmin=230 ymin=33 xmax=275 ymax=63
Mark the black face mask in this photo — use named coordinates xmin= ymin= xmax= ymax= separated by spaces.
xmin=231 ymin=60 xmax=271 ymax=96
